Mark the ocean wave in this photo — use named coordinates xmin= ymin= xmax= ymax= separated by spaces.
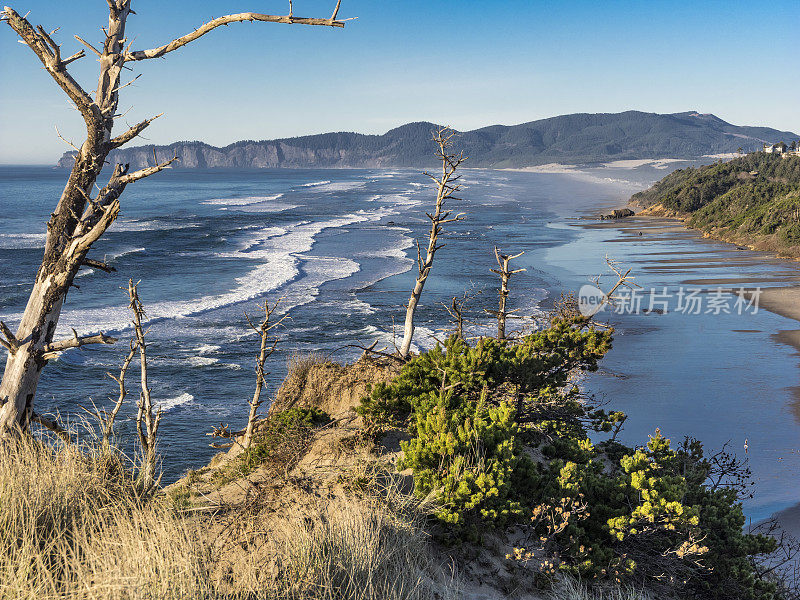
xmin=300 ymin=181 xmax=365 ymax=193
xmin=0 ymin=232 xmax=46 ymax=249
xmin=187 ymin=356 xmax=219 ymax=367
xmin=197 ymin=344 xmax=221 ymax=355
xmin=20 ymin=197 xmax=406 ymax=343
xmin=202 ymin=194 xmax=283 ymax=206
xmin=48 ymin=207 xmax=397 ymax=337
xmin=299 ymin=180 xmax=331 ymax=187
xmin=105 ymin=247 xmax=145 ymax=262
xmin=111 ymin=220 xmax=200 ymax=233
xmin=203 ymin=195 xmax=298 ymax=213
xmin=157 ymin=392 xmax=193 ymax=412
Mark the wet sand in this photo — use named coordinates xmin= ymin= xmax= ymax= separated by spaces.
xmin=601 ymin=213 xmax=800 ymax=537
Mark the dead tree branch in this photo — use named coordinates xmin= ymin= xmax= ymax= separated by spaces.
xmin=398 ymin=127 xmax=466 ymax=358
xmin=3 ymin=8 xmax=98 ymax=122
xmin=0 ymin=321 xmax=20 ymax=354
xmin=128 ymin=279 xmax=161 ymax=493
xmin=100 ymin=340 xmax=137 ymax=446
xmin=241 ymin=298 xmax=288 ymax=449
xmin=30 ymin=411 xmax=71 ymax=442
xmin=81 ymin=257 xmax=116 ymax=272
xmin=124 ymin=8 xmax=348 ymax=62
xmin=107 ymin=112 xmax=162 ymax=149
xmin=488 ymin=247 xmax=526 ymax=340
xmin=42 ymin=329 xmax=117 ymax=360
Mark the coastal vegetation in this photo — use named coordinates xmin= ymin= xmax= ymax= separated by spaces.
xmin=630 ymin=153 xmax=800 ymax=256
xmin=358 ymin=315 xmax=784 ymax=598
xmin=2 ymin=304 xmax=793 ymax=598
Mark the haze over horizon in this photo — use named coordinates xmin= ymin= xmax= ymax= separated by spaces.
xmin=1 ymin=0 xmax=798 ymax=164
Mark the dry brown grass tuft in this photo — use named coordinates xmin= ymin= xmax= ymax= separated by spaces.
xmin=269 ymin=497 xmax=461 ymax=600
xmin=0 ymin=435 xmax=460 ymax=599
xmin=287 ymin=351 xmax=327 ymax=383
xmin=0 ymin=436 xmax=211 ymax=599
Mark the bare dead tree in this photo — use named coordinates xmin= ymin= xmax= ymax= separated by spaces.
xmin=0 ymin=2 xmax=349 ymax=436
xmin=488 ymin=247 xmax=526 ymax=340
xmin=101 ymin=340 xmax=137 ymax=447
xmin=445 ymin=296 xmax=465 ymax=340
xmin=588 ymin=255 xmax=640 ymax=317
xmin=128 ymin=279 xmax=160 ymax=493
xmin=439 ymin=285 xmax=484 ymax=341
xmin=398 ymin=128 xmax=466 ymax=359
xmin=208 ymin=299 xmax=288 ymax=450
xmin=242 ymin=299 xmax=287 ymax=450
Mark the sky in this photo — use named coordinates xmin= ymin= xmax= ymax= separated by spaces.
xmin=1 ymin=0 xmax=798 ymax=164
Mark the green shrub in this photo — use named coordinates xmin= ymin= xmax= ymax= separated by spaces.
xmin=399 ymin=391 xmax=534 ymax=536
xmin=367 ymin=321 xmax=787 ymax=597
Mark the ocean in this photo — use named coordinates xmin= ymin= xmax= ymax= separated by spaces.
xmin=2 ymin=165 xmax=799 ymax=523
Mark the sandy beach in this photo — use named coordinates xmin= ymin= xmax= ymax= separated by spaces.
xmin=594 ymin=211 xmax=800 ymax=537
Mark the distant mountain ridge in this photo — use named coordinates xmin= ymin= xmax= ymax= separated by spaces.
xmin=57 ymin=110 xmax=799 ymax=170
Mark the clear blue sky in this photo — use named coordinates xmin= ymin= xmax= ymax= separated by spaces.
xmin=1 ymin=0 xmax=798 ymax=164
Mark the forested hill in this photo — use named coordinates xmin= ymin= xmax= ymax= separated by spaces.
xmin=630 ymin=153 xmax=800 ymax=256
xmin=57 ymin=111 xmax=798 ymax=169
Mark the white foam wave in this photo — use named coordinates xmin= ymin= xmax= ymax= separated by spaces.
xmin=361 ymin=324 xmax=436 ymax=355
xmin=106 ymin=247 xmax=145 ymax=261
xmin=0 ymin=232 xmax=46 ymax=249
xmin=187 ymin=356 xmax=219 ymax=367
xmin=157 ymin=392 xmax=193 ymax=412
xmin=300 ymin=180 xmax=331 ymax=187
xmin=203 ymin=195 xmax=298 ymax=213
xmin=197 ymin=344 xmax=221 ymax=355
xmin=44 ymin=207 xmax=397 ymax=338
xmin=301 ymin=181 xmax=365 ymax=193
xmin=202 ymin=194 xmax=283 ymax=206
xmin=112 ymin=220 xmax=200 ymax=233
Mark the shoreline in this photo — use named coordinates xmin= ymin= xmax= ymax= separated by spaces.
xmin=599 ymin=210 xmax=800 ymax=537
xmin=630 ymin=212 xmax=800 ymax=330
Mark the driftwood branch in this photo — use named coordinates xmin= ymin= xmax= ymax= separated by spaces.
xmin=124 ymin=5 xmax=348 ymax=62
xmin=42 ymin=330 xmax=117 ymax=359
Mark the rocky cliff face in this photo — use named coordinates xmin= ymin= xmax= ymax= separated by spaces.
xmin=57 ymin=111 xmax=799 ymax=169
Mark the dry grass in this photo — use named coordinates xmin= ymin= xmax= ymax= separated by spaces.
xmin=0 ymin=436 xmax=210 ymax=600
xmin=266 ymin=496 xmax=461 ymax=599
xmin=0 ymin=435 xmax=461 ymax=600
xmin=548 ymin=576 xmax=654 ymax=600
xmin=287 ymin=351 xmax=327 ymax=383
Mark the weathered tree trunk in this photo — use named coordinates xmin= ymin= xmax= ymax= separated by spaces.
xmin=0 ymin=2 xmax=347 ymax=435
xmin=399 ymin=128 xmax=465 ymax=358
xmin=490 ymin=248 xmax=525 ymax=341
xmin=242 ymin=299 xmax=285 ymax=450
xmin=129 ymin=280 xmax=161 ymax=493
